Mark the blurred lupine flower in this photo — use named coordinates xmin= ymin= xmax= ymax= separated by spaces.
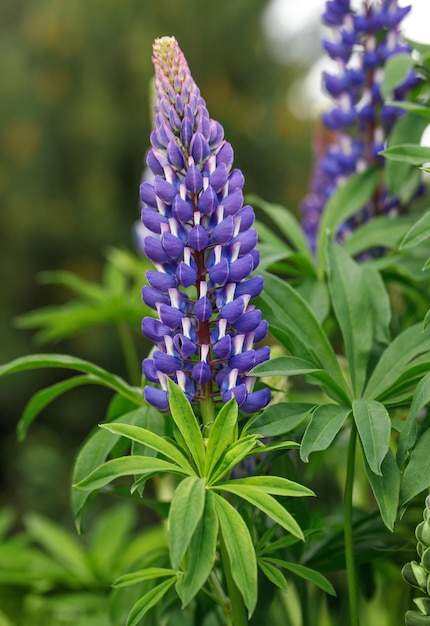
xmin=139 ymin=36 xmax=270 ymax=415
xmin=301 ymin=0 xmax=421 ymax=253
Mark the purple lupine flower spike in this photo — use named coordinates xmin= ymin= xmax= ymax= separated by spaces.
xmin=302 ymin=0 xmax=421 ymax=253
xmin=140 ymin=37 xmax=270 ymax=415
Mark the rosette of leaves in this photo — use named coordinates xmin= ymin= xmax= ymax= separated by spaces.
xmin=402 ymin=495 xmax=430 ymax=625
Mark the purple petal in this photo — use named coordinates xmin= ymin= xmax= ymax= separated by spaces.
xmin=190 ymin=132 xmax=210 ymax=162
xmin=254 ymin=320 xmax=269 ymax=343
xmin=141 ymin=317 xmax=171 ymax=343
xmin=144 ymin=386 xmax=169 ymax=411
xmin=173 ymin=196 xmax=193 ymax=223
xmin=158 ymin=304 xmax=185 ymax=328
xmin=188 ymin=224 xmax=209 ymax=251
xmin=233 ymin=309 xmax=262 ymax=333
xmin=222 ymin=384 xmax=247 ymax=406
xmin=144 ymin=236 xmax=171 ymax=263
xmin=162 ymin=232 xmax=185 ymax=260
xmin=153 ymin=351 xmax=181 ymax=375
xmin=235 ymin=275 xmax=263 ymax=298
xmin=141 ymin=208 xmax=168 ymax=233
xmin=231 ymin=229 xmax=257 ymax=255
xmin=176 ymin=261 xmax=197 ymax=287
xmin=240 ymin=388 xmax=271 ymax=413
xmin=185 ymin=164 xmax=203 ymax=193
xmin=229 ymin=351 xmax=255 ymax=373
xmin=223 ymin=189 xmax=244 ymax=216
xmin=213 ymin=334 xmax=232 ymax=359
xmin=146 ymin=270 xmax=177 ymax=292
xmin=220 ymin=298 xmax=245 ymax=323
xmin=236 ymin=205 xmax=255 ymax=231
xmin=229 ymin=255 xmax=254 ymax=282
xmin=173 ymin=334 xmax=197 ymax=358
xmin=228 ymin=168 xmax=245 ymax=191
xmin=142 ymin=286 xmax=170 ymax=309
xmin=139 ymin=182 xmax=157 ymax=207
xmin=212 ymin=215 xmax=234 ymax=243
xmin=216 ymin=142 xmax=234 ymax=170
xmin=209 ymin=259 xmax=229 ymax=285
xmin=209 ymin=163 xmax=229 ymax=192
xmin=154 ymin=176 xmax=177 ymax=203
xmin=146 ymin=150 xmax=164 ymax=176
xmin=255 ymin=345 xmax=270 ymax=366
xmin=180 ymin=118 xmax=193 ymax=146
xmin=169 ymin=106 xmax=181 ymax=131
xmin=209 ymin=120 xmax=224 ymax=147
xmin=198 ymin=186 xmax=218 ymax=215
xmin=194 ymin=296 xmax=212 ymax=321
xmin=143 ymin=358 xmax=160 ymax=383
xmin=167 ymin=140 xmax=186 ymax=169
xmin=192 ymin=361 xmax=212 ymax=384
xmin=250 ymin=249 xmax=260 ymax=270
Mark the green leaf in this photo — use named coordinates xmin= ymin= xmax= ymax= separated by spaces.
xmin=169 ymin=476 xmax=206 ymax=570
xmin=400 ymin=210 xmax=430 ymax=249
xmin=89 ymin=503 xmax=136 ymax=574
xmin=381 ymin=53 xmax=415 ymax=99
xmin=364 ymin=324 xmax=430 ymax=400
xmin=380 ymin=144 xmax=430 ymax=165
xmin=0 ymin=353 xmax=143 ymax=406
xmin=258 ymin=272 xmax=348 ymax=395
xmin=213 ymin=483 xmax=304 ymax=539
xmin=266 ymin=558 xmax=336 ymax=596
xmin=208 ymin=435 xmax=260 ymax=485
xmin=425 ymin=310 xmax=430 ymax=330
xmin=251 ymin=356 xmax=350 ymax=406
xmin=300 ymin=404 xmax=351 ymax=462
xmin=258 ymin=558 xmax=289 ymax=593
xmin=204 ymin=398 xmax=238 ymax=478
xmin=250 ymin=440 xmax=299 ymax=455
xmin=214 ymin=493 xmax=258 ymax=616
xmin=296 ymin=279 xmax=330 ymax=324
xmin=247 ymin=402 xmax=314 ymax=436
xmin=316 ymin=168 xmax=380 ymax=270
xmin=363 ymin=450 xmax=400 ymax=531
xmin=113 ymin=567 xmax=177 ymax=588
xmin=327 ymin=241 xmax=372 ymax=396
xmin=24 ymin=513 xmax=95 ymax=584
xmin=362 ymin=267 xmax=391 ymax=345
xmin=166 ymin=378 xmax=205 ymax=475
xmin=216 ymin=476 xmax=314 ymax=498
xmin=126 ymin=577 xmax=176 ymax=626
xmin=385 ymin=101 xmax=430 ymax=119
xmin=397 ymin=372 xmax=430 ymax=467
xmin=178 ymin=490 xmax=218 ymax=606
xmin=100 ymin=423 xmax=194 ymax=474
xmin=400 ymin=428 xmax=430 ymax=507
xmin=75 ymin=456 xmax=186 ymax=491
xmin=17 ymin=375 xmax=98 ymax=441
xmin=352 ymin=400 xmax=391 ymax=475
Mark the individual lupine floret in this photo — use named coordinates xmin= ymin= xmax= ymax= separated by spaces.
xmin=140 ymin=37 xmax=270 ymax=416
xmin=301 ymin=0 xmax=421 ymax=253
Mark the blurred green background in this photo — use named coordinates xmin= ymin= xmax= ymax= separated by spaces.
xmin=0 ymin=0 xmax=316 ymax=521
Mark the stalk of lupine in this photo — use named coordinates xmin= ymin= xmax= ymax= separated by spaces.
xmin=139 ymin=37 xmax=270 ymax=419
xmin=301 ymin=0 xmax=421 ymax=253
xmin=402 ymin=494 xmax=430 ymax=625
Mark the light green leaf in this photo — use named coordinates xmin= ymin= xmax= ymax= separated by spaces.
xmin=126 ymin=577 xmax=176 ymax=626
xmin=214 ymin=483 xmax=304 ymax=539
xmin=0 ymin=353 xmax=143 ymax=406
xmin=258 ymin=558 xmax=289 ymax=593
xmin=113 ymin=567 xmax=177 ymax=588
xmin=252 ymin=440 xmax=300 ymax=455
xmin=101 ymin=423 xmax=194 ymax=474
xmin=425 ymin=309 xmax=430 ymax=330
xmin=381 ymin=54 xmax=415 ymax=99
xmin=352 ymin=400 xmax=391 ymax=475
xmin=295 ymin=279 xmax=330 ymax=324
xmin=384 ymin=100 xmax=430 ymax=119
xmin=400 ymin=429 xmax=430 ymax=507
xmin=247 ymin=402 xmax=314 ymax=437
xmin=169 ymin=476 xmax=206 ymax=570
xmin=327 ymin=241 xmax=372 ymax=396
xmin=300 ymin=404 xmax=351 ymax=462
xmin=397 ymin=372 xmax=430 ymax=467
xmin=400 ymin=210 xmax=430 ymax=249
xmin=363 ymin=449 xmax=400 ymax=530
xmin=344 ymin=215 xmax=415 ymax=257
xmin=214 ymin=493 xmax=258 ymax=616
xmin=217 ymin=476 xmax=313 ymax=498
xmin=266 ymin=558 xmax=336 ymax=596
xmin=316 ymin=168 xmax=380 ymax=270
xmin=204 ymin=398 xmax=238 ymax=478
xmin=380 ymin=144 xmax=430 ymax=165
xmin=178 ymin=490 xmax=218 ymax=606
xmin=208 ymin=435 xmax=260 ymax=485
xmin=362 ymin=267 xmax=391 ymax=345
xmin=166 ymin=378 xmax=205 ymax=475
xmin=75 ymin=456 xmax=186 ymax=491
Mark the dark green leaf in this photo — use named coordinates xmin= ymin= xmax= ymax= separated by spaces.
xmin=247 ymin=402 xmax=314 ymax=436
xmin=168 ymin=476 xmax=206 ymax=570
xmin=126 ymin=577 xmax=176 ymax=626
xmin=216 ymin=476 xmax=313 ymax=498
xmin=113 ymin=567 xmax=177 ymax=588
xmin=266 ymin=558 xmax=336 ymax=596
xmin=363 ymin=450 xmax=400 ymax=531
xmin=400 ymin=429 xmax=430 ymax=507
xmin=343 ymin=215 xmax=414 ymax=258
xmin=397 ymin=372 xmax=430 ymax=467
xmin=352 ymin=400 xmax=391 ymax=475
xmin=300 ymin=404 xmax=351 ymax=462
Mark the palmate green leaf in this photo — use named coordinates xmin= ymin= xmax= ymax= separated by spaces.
xmin=213 ymin=493 xmax=258 ymax=616
xmin=397 ymin=372 xmax=430 ymax=467
xmin=400 ymin=428 xmax=430 ymax=508
xmin=252 ymin=356 xmax=351 ymax=406
xmin=72 ymin=405 xmax=163 ymax=533
xmin=316 ymin=167 xmax=381 ymax=270
xmin=100 ymin=423 xmax=194 ymax=474
xmin=400 ymin=210 xmax=430 ymax=249
xmin=0 ymin=353 xmax=144 ymax=406
xmin=204 ymin=398 xmax=237 ymax=478
xmin=126 ymin=576 xmax=176 ymax=626
xmin=24 ymin=513 xmax=95 ymax=584
xmin=113 ymin=567 xmax=176 ymax=588
xmin=217 ymin=476 xmax=313 ymax=498
xmin=343 ymin=215 xmax=414 ymax=258
xmin=352 ymin=400 xmax=391 ymax=476
xmin=74 ymin=455 xmax=187 ymax=492
xmin=17 ymin=374 xmax=97 ymax=441
xmin=265 ymin=558 xmax=336 ymax=596
xmin=327 ymin=241 xmax=372 ymax=397
xmin=380 ymin=144 xmax=430 ymax=165
xmin=381 ymin=53 xmax=415 ymax=99
xmin=300 ymin=404 xmax=351 ymax=462
xmin=363 ymin=323 xmax=430 ymax=400
xmin=363 ymin=450 xmax=400 ymax=531
xmin=166 ymin=378 xmax=205 ymax=475
xmin=213 ymin=483 xmax=304 ymax=540
xmin=246 ymin=402 xmax=315 ymax=437
xmin=257 ymin=272 xmax=348 ymax=394
xmin=168 ymin=476 xmax=206 ymax=570
xmin=258 ymin=558 xmax=289 ymax=593
xmin=177 ymin=490 xmax=218 ymax=606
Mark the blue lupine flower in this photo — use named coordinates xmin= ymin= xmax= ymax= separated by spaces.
xmin=140 ymin=37 xmax=270 ymax=415
xmin=302 ymin=0 xmax=421 ymax=253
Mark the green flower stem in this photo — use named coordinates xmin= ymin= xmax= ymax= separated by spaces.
xmin=200 ymin=383 xmax=216 ymax=430
xmin=209 ymin=571 xmax=234 ymax=626
xmin=116 ymin=321 xmax=141 ymax=386
xmin=344 ymin=421 xmax=360 ymax=626
xmin=220 ymin=532 xmax=248 ymax=626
